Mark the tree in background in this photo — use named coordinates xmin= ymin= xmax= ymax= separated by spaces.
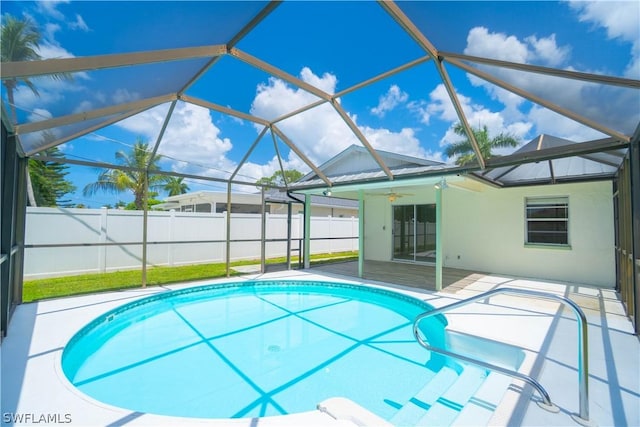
xmin=164 ymin=176 xmax=189 ymax=196
xmin=255 ymin=169 xmax=303 ymax=189
xmin=83 ymin=138 xmax=169 ymax=210
xmin=29 ymin=146 xmax=76 ymax=207
xmin=1 ymin=13 xmax=73 ymax=206
xmin=444 ymin=123 xmax=519 ymax=166
xmin=123 ymin=192 xmax=163 ymax=210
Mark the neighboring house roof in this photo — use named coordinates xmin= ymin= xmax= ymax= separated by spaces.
xmin=157 ymin=189 xmax=357 ymax=210
xmin=264 ymin=189 xmax=358 ymax=208
xmin=479 ymin=134 xmax=626 ymax=186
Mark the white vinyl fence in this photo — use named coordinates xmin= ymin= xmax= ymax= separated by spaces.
xmin=24 ymin=207 xmax=358 ymax=279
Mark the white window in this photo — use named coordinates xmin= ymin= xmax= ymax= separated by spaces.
xmin=525 ymin=197 xmax=569 ymax=245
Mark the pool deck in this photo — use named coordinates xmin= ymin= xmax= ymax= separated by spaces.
xmin=1 ymin=267 xmax=638 ymax=427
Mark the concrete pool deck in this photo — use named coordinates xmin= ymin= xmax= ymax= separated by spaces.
xmin=1 ymin=269 xmax=638 ymax=426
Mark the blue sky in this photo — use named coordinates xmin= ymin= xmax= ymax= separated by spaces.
xmin=2 ymin=1 xmax=639 ymax=207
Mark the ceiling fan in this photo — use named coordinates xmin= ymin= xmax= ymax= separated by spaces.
xmin=366 ymin=189 xmax=413 ymax=202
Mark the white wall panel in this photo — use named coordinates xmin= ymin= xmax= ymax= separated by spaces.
xmin=24 ymin=209 xmax=358 ymax=278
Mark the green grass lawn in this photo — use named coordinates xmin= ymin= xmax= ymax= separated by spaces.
xmin=22 ymin=251 xmax=358 ymax=302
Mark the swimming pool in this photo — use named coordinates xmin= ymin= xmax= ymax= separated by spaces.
xmin=62 ymin=280 xmax=483 ymax=423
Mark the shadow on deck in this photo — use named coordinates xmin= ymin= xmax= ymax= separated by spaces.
xmin=309 ymin=260 xmax=488 ymax=294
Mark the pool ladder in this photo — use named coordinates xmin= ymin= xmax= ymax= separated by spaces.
xmin=413 ymin=287 xmax=594 ymax=426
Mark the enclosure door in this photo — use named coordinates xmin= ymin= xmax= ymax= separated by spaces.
xmin=392 ymin=204 xmax=436 ymax=263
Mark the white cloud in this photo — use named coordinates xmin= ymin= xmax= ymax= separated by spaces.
xmin=112 ymin=88 xmax=141 ymax=104
xmin=370 ymin=85 xmax=408 ymax=117
xmin=465 ymin=27 xmax=530 ymax=63
xmin=35 ymin=1 xmax=69 ymax=21
xmin=299 ymin=68 xmax=337 ymax=94
xmin=27 ymin=108 xmax=52 ymax=122
xmin=407 ymin=100 xmax=430 ymax=125
xmin=251 ymin=68 xmax=439 ymax=166
xmin=37 ymin=42 xmax=75 ymax=60
xmin=525 ymin=34 xmax=571 ymax=67
xmin=569 ymin=1 xmax=639 ymax=43
xmin=116 ymin=103 xmax=236 ymax=177
xmin=568 ymin=1 xmax=640 ymax=78
xmin=251 ymin=67 xmax=328 ymax=122
xmin=464 ymin=27 xmax=573 ymax=111
xmin=462 ymin=24 xmax=638 ymax=137
xmin=426 ymin=84 xmax=531 ymax=157
xmin=69 ymin=14 xmax=89 ymax=32
xmin=528 ymin=106 xmax=606 ymax=142
xmin=426 ymin=84 xmax=473 ymax=123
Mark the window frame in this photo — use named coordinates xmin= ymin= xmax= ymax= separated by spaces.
xmin=524 ymin=196 xmax=570 ymax=247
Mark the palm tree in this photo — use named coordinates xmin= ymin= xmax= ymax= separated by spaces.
xmin=2 ymin=13 xmax=72 ymax=206
xmin=83 ymin=138 xmax=169 ymax=210
xmin=445 ymin=123 xmax=519 ymax=166
xmin=164 ymin=177 xmax=189 ymax=196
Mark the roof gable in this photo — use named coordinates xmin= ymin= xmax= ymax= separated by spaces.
xmin=300 ymin=145 xmax=443 ymax=182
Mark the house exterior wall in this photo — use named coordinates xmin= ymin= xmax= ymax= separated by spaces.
xmin=363 ymin=189 xmax=437 ymax=262
xmin=363 ymin=180 xmax=615 ymax=287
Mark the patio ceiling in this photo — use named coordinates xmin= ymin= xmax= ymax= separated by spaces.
xmin=1 ymin=1 xmax=638 ymax=193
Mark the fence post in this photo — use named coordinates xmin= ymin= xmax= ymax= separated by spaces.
xmin=99 ymin=208 xmax=107 ymax=273
xmin=168 ymin=210 xmax=175 ymax=267
xmin=352 ymin=216 xmax=358 ymax=252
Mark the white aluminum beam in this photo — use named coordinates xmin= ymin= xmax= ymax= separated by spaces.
xmin=378 ymin=1 xmax=438 ymax=59
xmin=271 ymin=125 xmax=332 ymax=186
xmin=181 ymin=94 xmax=270 ymax=126
xmin=448 ymin=58 xmax=632 ymax=142
xmin=435 ymin=61 xmax=486 ymax=168
xmin=271 ymin=127 xmax=289 ymax=188
xmin=180 ymin=2 xmax=282 ymax=96
xmin=271 ymin=99 xmax=327 ymax=125
xmin=1 ymin=45 xmax=227 ymax=79
xmin=15 ymin=93 xmax=177 ymax=135
xmin=148 ymin=100 xmax=177 ymax=164
xmin=35 ymin=154 xmax=259 ymax=187
xmin=227 ymin=1 xmax=282 ymax=48
xmin=440 ymin=51 xmax=640 ymax=89
xmin=379 ymin=1 xmax=485 ymax=168
xmin=272 ymin=56 xmax=432 ymax=125
xmin=229 ymin=48 xmax=331 ymax=101
xmin=24 ymin=104 xmax=155 ymax=156
xmin=229 ymin=126 xmax=269 ymax=181
xmin=331 ymin=100 xmax=394 ymax=179
xmin=334 ymin=56 xmax=431 ymax=98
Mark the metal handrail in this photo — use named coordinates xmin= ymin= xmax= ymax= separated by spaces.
xmin=413 ymin=287 xmax=591 ymax=425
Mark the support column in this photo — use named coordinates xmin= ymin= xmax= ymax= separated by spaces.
xmin=98 ymin=208 xmax=108 ymax=273
xmin=260 ymin=187 xmax=266 ymax=273
xmin=358 ymin=190 xmax=364 ymax=278
xmin=286 ymin=202 xmax=292 ymax=270
xmin=435 ymin=183 xmax=443 ymax=291
xmin=630 ymin=130 xmax=640 ymax=334
xmin=304 ymin=194 xmax=311 ymax=268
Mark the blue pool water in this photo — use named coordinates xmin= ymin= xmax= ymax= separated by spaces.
xmin=62 ymin=280 xmax=463 ymax=421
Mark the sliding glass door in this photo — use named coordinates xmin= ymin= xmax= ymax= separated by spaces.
xmin=392 ymin=204 xmax=436 ymax=263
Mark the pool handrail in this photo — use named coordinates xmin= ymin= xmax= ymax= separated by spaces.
xmin=413 ymin=287 xmax=591 ymax=426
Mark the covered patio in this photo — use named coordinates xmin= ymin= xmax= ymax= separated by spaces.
xmin=311 ymin=260 xmax=486 ymax=294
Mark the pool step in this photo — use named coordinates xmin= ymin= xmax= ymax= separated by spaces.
xmin=390 ymin=365 xmax=488 ymax=427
